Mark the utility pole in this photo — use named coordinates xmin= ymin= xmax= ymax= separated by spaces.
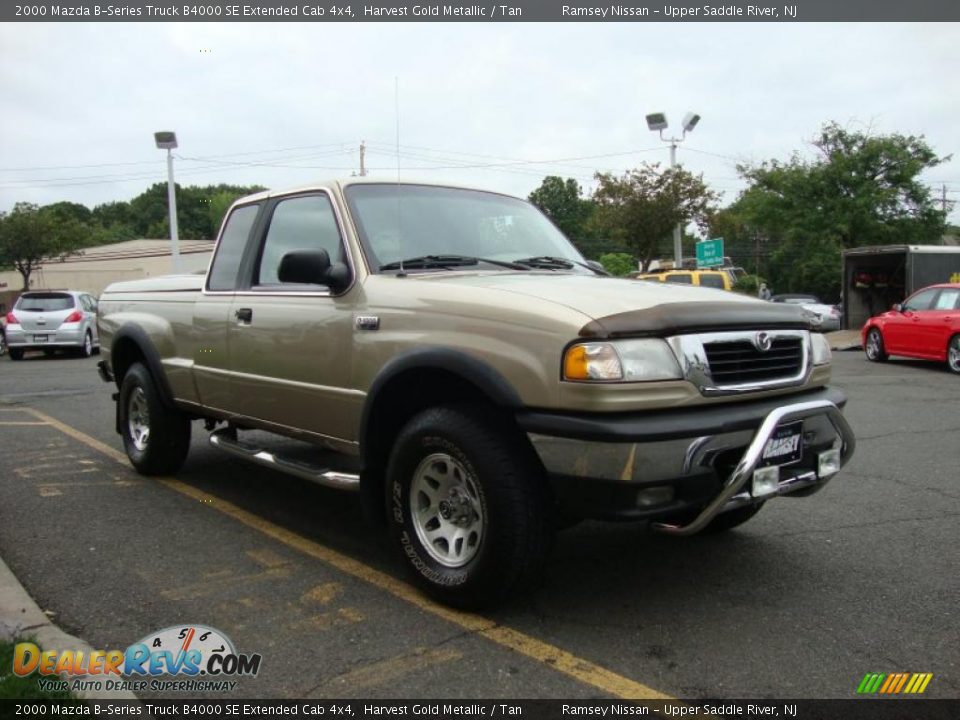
xmin=669 ymin=138 xmax=681 ymax=268
xmin=645 ymin=112 xmax=700 ymax=268
xmin=943 ymin=183 xmax=948 ymax=213
xmin=359 ymin=141 xmax=367 ymax=177
xmin=154 ymin=131 xmax=181 ymax=273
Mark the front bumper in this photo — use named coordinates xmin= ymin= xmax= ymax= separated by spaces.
xmin=519 ymin=386 xmax=855 ymax=531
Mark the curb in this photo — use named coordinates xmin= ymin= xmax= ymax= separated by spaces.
xmin=0 ymin=555 xmax=138 ymax=701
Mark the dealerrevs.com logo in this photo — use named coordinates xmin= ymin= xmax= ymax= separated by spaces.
xmin=13 ymin=624 xmax=262 ymax=693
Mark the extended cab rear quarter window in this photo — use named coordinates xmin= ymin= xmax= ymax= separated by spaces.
xmin=208 ymin=203 xmax=261 ymax=291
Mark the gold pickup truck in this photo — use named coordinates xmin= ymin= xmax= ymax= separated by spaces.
xmin=97 ymin=179 xmax=855 ymax=608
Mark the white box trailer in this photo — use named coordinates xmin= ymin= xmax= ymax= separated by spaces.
xmin=842 ymin=245 xmax=960 ymax=330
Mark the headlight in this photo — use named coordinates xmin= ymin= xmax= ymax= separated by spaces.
xmin=811 ymin=332 xmax=832 ymax=366
xmin=563 ymin=339 xmax=682 ymax=382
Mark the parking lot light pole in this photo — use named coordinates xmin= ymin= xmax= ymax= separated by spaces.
xmin=154 ymin=131 xmax=181 ymax=273
xmin=645 ymin=112 xmax=701 ymax=268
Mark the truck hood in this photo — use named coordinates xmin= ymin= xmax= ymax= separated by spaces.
xmin=414 ymin=272 xmax=809 ymax=336
xmin=417 ymin=272 xmax=751 ymax=317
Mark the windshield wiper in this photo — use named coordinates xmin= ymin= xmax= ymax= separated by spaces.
xmin=379 ymin=255 xmax=528 ymax=272
xmin=514 ymin=255 xmax=607 ymax=275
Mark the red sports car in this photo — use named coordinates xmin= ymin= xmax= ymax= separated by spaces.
xmin=862 ymin=283 xmax=960 ymax=374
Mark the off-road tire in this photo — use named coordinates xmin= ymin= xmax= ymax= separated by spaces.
xmin=118 ymin=362 xmax=191 ymax=475
xmin=386 ymin=405 xmax=553 ymax=609
xmin=702 ymin=502 xmax=765 ymax=533
xmin=864 ymin=328 xmax=888 ymax=362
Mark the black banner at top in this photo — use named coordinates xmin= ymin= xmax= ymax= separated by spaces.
xmin=2 ymin=0 xmax=959 ymax=22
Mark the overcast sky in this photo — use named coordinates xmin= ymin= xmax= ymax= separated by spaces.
xmin=1 ymin=22 xmax=958 ymax=223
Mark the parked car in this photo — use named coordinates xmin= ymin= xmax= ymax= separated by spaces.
xmin=862 ymin=282 xmax=960 ymax=374
xmin=5 ymin=290 xmax=100 ymax=360
xmin=631 ymin=269 xmax=734 ymax=290
xmin=772 ymin=294 xmax=841 ymax=332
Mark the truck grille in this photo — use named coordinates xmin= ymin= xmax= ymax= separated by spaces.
xmin=704 ymin=337 xmax=804 ymax=385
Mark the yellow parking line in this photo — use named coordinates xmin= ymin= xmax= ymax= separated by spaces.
xmin=21 ymin=406 xmax=673 ymax=700
xmin=0 ymin=421 xmax=50 ymax=426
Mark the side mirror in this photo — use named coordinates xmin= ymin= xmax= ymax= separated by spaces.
xmin=892 ymin=303 xmax=902 ymax=313
xmin=278 ymin=249 xmax=350 ymax=293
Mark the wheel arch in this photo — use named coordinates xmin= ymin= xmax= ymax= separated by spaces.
xmin=357 ymin=348 xmax=526 ymax=525
xmin=111 ymin=324 xmax=177 ymax=410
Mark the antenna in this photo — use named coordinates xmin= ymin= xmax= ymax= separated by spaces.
xmin=395 ymin=76 xmax=404 ymax=275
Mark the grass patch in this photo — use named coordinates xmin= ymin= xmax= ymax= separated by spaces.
xmin=0 ymin=639 xmax=74 ymax=700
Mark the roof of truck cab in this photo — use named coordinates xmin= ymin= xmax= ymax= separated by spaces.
xmin=233 ymin=178 xmax=521 ymax=204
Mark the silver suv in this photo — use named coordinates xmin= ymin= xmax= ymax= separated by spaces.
xmin=5 ymin=290 xmax=100 ymax=360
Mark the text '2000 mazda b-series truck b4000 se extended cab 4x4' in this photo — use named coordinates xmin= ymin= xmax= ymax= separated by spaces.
xmin=96 ymin=180 xmax=855 ymax=608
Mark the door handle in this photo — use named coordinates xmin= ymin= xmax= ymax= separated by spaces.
xmin=235 ymin=308 xmax=253 ymax=323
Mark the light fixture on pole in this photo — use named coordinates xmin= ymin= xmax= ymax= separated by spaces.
xmin=645 ymin=112 xmax=701 ymax=267
xmin=154 ymin=131 xmax=181 ymax=273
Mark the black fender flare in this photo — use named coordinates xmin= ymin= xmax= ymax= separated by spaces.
xmin=111 ymin=324 xmax=178 ymax=411
xmin=358 ymin=347 xmax=523 ymax=458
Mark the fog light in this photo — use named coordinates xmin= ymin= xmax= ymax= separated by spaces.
xmin=752 ymin=466 xmax=780 ymax=497
xmin=635 ymin=487 xmax=674 ymax=507
xmin=818 ymin=448 xmax=842 ymax=478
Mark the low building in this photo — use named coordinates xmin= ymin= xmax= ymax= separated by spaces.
xmin=0 ymin=239 xmax=213 ymax=312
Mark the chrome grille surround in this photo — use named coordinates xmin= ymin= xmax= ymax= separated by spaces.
xmin=666 ymin=329 xmax=812 ymax=396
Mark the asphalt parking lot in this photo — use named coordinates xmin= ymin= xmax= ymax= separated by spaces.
xmin=0 ymin=349 xmax=957 ymax=700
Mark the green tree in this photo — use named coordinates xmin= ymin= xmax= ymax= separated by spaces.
xmin=733 ymin=122 xmax=948 ymax=300
xmin=591 ymin=164 xmax=719 ymax=271
xmin=0 ymin=203 xmax=83 ymax=289
xmin=528 ymin=176 xmax=601 ymax=256
xmin=598 ymin=252 xmax=635 ymax=277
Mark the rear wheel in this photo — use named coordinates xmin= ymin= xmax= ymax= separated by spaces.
xmin=79 ymin=330 xmax=93 ymax=358
xmin=386 ymin=405 xmax=553 ymax=609
xmin=948 ymin=335 xmax=960 ymax=375
xmin=864 ymin=328 xmax=888 ymax=362
xmin=118 ymin=362 xmax=191 ymax=475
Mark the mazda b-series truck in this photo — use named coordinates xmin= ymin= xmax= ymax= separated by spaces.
xmin=97 ymin=179 xmax=855 ymax=607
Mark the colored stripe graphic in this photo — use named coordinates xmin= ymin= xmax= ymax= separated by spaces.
xmin=858 ymin=672 xmax=933 ymax=694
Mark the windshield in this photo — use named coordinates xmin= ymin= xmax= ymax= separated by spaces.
xmin=344 ymin=184 xmax=590 ymax=274
xmin=16 ymin=293 xmax=75 ymax=312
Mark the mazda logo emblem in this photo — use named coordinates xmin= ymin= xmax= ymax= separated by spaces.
xmin=755 ymin=332 xmax=772 ymax=352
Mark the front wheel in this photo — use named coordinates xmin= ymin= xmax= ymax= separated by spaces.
xmin=118 ymin=362 xmax=191 ymax=475
xmin=386 ymin=405 xmax=553 ymax=609
xmin=864 ymin=327 xmax=888 ymax=362
xmin=948 ymin=335 xmax=960 ymax=375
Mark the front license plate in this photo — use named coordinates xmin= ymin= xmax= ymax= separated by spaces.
xmin=761 ymin=422 xmax=803 ymax=466
xmin=33 ymin=334 xmax=49 ymax=343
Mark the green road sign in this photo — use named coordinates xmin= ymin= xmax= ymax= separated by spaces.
xmin=696 ymin=238 xmax=724 ymax=268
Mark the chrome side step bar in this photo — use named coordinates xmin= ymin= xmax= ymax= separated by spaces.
xmin=209 ymin=429 xmax=360 ymax=492
xmin=652 ymin=399 xmax=856 ymax=536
